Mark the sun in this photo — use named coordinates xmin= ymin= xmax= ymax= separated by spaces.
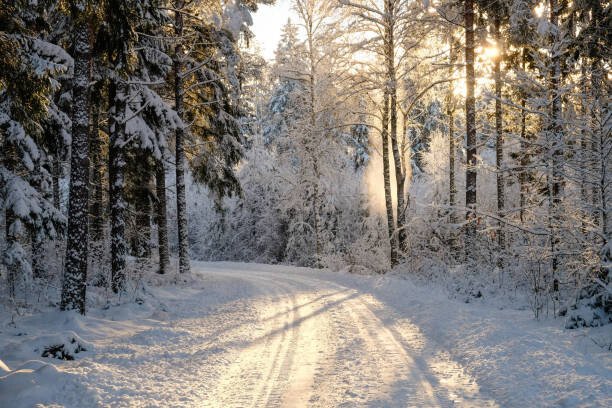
xmin=482 ymin=46 xmax=499 ymax=61
xmin=534 ymin=3 xmax=546 ymax=18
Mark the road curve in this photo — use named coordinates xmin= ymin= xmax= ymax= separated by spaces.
xmin=199 ymin=263 xmax=497 ymax=408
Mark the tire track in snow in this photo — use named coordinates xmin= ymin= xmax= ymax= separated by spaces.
xmin=232 ymin=267 xmax=498 ymax=407
xmin=205 ymin=273 xmax=301 ymax=407
xmin=62 ymin=264 xmax=497 ymax=407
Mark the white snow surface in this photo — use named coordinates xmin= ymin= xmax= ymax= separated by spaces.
xmin=1 ymin=262 xmax=610 ymax=407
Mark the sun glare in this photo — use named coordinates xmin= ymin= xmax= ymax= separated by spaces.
xmin=534 ymin=3 xmax=546 ymax=18
xmin=483 ymin=46 xmax=499 ymax=61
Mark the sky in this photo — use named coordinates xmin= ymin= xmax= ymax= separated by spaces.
xmin=250 ymin=0 xmax=297 ymax=61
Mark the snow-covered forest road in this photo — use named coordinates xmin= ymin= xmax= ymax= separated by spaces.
xmin=195 ymin=264 xmax=495 ymax=407
xmin=2 ymin=262 xmax=610 ymax=407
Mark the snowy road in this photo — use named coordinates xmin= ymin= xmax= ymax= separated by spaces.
xmin=47 ymin=262 xmax=495 ymax=407
xmin=196 ymin=264 xmax=496 ymax=408
xmin=4 ymin=262 xmax=609 ymax=407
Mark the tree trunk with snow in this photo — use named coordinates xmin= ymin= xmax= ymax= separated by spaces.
xmin=108 ymin=80 xmax=128 ymax=293
xmin=493 ymin=16 xmax=505 ymax=262
xmin=384 ymin=0 xmax=406 ymax=257
xmin=52 ymin=154 xmax=61 ymax=211
xmin=464 ymin=0 xmax=477 ymax=250
xmin=548 ymin=0 xmax=563 ymax=288
xmin=89 ymin=85 xmax=104 ymax=241
xmin=590 ymin=45 xmax=610 ymax=282
xmin=382 ymin=91 xmax=397 ymax=267
xmin=31 ymin=164 xmax=48 ymax=280
xmin=305 ymin=10 xmax=322 ymax=267
xmin=61 ymin=18 xmax=90 ymax=314
xmin=2 ymin=143 xmax=19 ymax=297
xmin=156 ymin=160 xmax=169 ymax=274
xmin=447 ymin=37 xmax=458 ymax=253
xmin=174 ymin=1 xmax=190 ymax=274
xmin=518 ymin=49 xmax=528 ymax=225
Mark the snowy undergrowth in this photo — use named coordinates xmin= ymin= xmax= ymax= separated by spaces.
xmin=392 ymin=255 xmax=579 ymax=321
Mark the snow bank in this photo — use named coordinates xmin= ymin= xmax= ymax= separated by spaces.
xmin=1 ymin=312 xmax=94 ymax=364
xmin=0 ymin=359 xmax=98 ymax=408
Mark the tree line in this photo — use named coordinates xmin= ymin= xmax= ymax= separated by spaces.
xmin=1 ymin=0 xmax=259 ymax=313
xmin=194 ymin=0 xmax=610 ymax=326
xmin=0 ymin=0 xmax=609 ymax=326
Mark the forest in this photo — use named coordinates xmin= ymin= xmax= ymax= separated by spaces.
xmin=0 ymin=0 xmax=611 ymax=406
xmin=1 ymin=0 xmax=611 ymax=355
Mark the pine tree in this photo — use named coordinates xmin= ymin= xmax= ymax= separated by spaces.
xmin=89 ymin=82 xmax=105 ymax=242
xmin=173 ymin=0 xmax=191 ymax=275
xmin=61 ymin=0 xmax=93 ymax=313
xmin=98 ymin=0 xmax=178 ymax=291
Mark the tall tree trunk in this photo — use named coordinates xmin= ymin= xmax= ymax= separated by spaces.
xmin=156 ymin=160 xmax=169 ymax=274
xmin=108 ymin=80 xmax=128 ymax=293
xmin=493 ymin=16 xmax=505 ymax=262
xmin=519 ymin=49 xmax=528 ymax=225
xmin=3 ymin=143 xmax=19 ymax=298
xmin=4 ymin=206 xmax=17 ymax=298
xmin=464 ymin=0 xmax=477 ymax=251
xmin=590 ymin=60 xmax=601 ymax=228
xmin=61 ymin=19 xmax=90 ymax=314
xmin=52 ymin=153 xmax=61 ymax=210
xmin=133 ymin=179 xmax=152 ymax=259
xmin=597 ymin=106 xmax=610 ymax=281
xmin=385 ymin=0 xmax=406 ymax=256
xmin=31 ymin=164 xmax=48 ymax=280
xmin=382 ymin=91 xmax=397 ymax=267
xmin=579 ymin=63 xmax=588 ymax=235
xmin=447 ymin=37 xmax=458 ymax=252
xmin=306 ymin=15 xmax=322 ymax=267
xmin=549 ymin=0 xmax=563 ymax=290
xmin=89 ymin=85 xmax=104 ymax=241
xmin=590 ymin=42 xmax=609 ymax=280
xmin=174 ymin=1 xmax=190 ymax=274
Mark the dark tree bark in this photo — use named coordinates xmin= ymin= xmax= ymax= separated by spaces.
xmin=173 ymin=0 xmax=190 ymax=274
xmin=519 ymin=49 xmax=528 ymax=225
xmin=579 ymin=63 xmax=588 ymax=235
xmin=89 ymin=85 xmax=104 ymax=241
xmin=589 ymin=4 xmax=610 ymax=280
xmin=4 ymin=206 xmax=17 ymax=298
xmin=31 ymin=164 xmax=49 ymax=280
xmin=549 ymin=0 xmax=563 ymax=286
xmin=493 ymin=16 xmax=505 ymax=261
xmin=61 ymin=17 xmax=90 ymax=314
xmin=156 ymin=160 xmax=169 ymax=274
xmin=447 ymin=37 xmax=458 ymax=253
xmin=108 ymin=80 xmax=128 ymax=293
xmin=464 ymin=0 xmax=477 ymax=249
xmin=3 ymin=143 xmax=19 ymax=297
xmin=52 ymin=154 xmax=61 ymax=211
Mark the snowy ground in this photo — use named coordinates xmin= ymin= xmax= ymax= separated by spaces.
xmin=1 ymin=262 xmax=610 ymax=407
